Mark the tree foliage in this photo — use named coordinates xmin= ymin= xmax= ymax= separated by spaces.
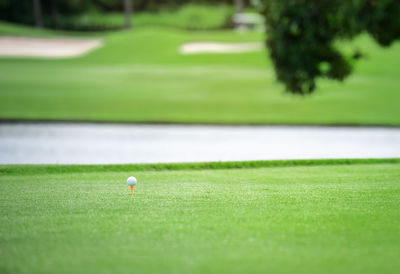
xmin=0 ymin=0 xmax=236 ymax=26
xmin=261 ymin=0 xmax=400 ymax=94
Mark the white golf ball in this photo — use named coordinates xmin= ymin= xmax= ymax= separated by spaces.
xmin=127 ymin=176 xmax=137 ymax=186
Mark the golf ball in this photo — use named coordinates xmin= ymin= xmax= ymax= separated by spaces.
xmin=127 ymin=176 xmax=137 ymax=186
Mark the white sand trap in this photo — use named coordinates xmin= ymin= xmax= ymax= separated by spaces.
xmin=180 ymin=41 xmax=263 ymax=54
xmin=0 ymin=36 xmax=103 ymax=58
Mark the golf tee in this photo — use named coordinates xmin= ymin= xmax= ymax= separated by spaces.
xmin=131 ymin=186 xmax=134 ymax=196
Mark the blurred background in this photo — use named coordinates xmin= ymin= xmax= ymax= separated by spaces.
xmin=1 ymin=0 xmax=258 ymax=31
xmin=0 ymin=0 xmax=399 ymax=164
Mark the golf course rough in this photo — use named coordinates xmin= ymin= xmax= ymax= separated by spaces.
xmin=1 ymin=159 xmax=399 ymax=273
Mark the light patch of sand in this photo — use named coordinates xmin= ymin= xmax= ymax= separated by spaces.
xmin=180 ymin=41 xmax=263 ymax=54
xmin=0 ymin=36 xmax=103 ymax=58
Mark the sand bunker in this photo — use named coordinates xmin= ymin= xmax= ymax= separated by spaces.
xmin=180 ymin=42 xmax=263 ymax=54
xmin=0 ymin=36 xmax=103 ymax=58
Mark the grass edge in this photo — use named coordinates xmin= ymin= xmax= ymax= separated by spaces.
xmin=1 ymin=158 xmax=399 ymax=175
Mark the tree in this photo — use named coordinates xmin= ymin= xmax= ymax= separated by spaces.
xmin=261 ymin=0 xmax=400 ymax=94
xmin=50 ymin=0 xmax=60 ymax=29
xmin=124 ymin=0 xmax=133 ymax=29
xmin=234 ymin=0 xmax=245 ymax=13
xmin=33 ymin=0 xmax=43 ymax=28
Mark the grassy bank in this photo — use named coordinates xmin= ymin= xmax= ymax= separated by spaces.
xmin=1 ymin=158 xmax=399 ymax=175
xmin=1 ymin=160 xmax=399 ymax=273
xmin=0 ymin=22 xmax=399 ymax=125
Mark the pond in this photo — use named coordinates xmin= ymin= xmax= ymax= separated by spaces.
xmin=1 ymin=123 xmax=399 ymax=164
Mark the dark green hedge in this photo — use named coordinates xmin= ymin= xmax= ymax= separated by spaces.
xmin=0 ymin=0 xmax=236 ymax=28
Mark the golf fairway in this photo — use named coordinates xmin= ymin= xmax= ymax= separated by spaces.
xmin=1 ymin=160 xmax=399 ymax=273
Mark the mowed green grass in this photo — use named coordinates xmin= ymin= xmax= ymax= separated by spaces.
xmin=0 ymin=22 xmax=400 ymax=125
xmin=0 ymin=22 xmax=399 ymax=125
xmin=1 ymin=161 xmax=400 ymax=274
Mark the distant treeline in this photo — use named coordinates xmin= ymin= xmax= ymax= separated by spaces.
xmin=0 ymin=0 xmax=244 ymax=29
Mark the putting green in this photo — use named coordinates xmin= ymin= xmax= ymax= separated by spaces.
xmin=1 ymin=159 xmax=399 ymax=273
